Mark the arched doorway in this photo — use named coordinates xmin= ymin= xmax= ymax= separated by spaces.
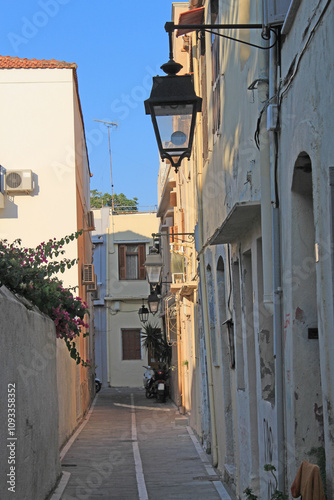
xmin=291 ymin=152 xmax=324 ymax=464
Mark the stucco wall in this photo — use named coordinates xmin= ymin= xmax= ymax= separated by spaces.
xmin=106 ymin=212 xmax=160 ymax=387
xmin=279 ymin=1 xmax=334 ymax=492
xmin=0 ymin=286 xmax=60 ymax=500
xmin=0 ymin=64 xmax=94 ymax=436
xmin=0 ymin=67 xmax=79 ymax=287
xmin=57 ymin=339 xmax=82 ymax=449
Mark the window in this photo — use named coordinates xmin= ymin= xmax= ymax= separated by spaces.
xmin=122 ymin=329 xmax=142 ymax=360
xmin=263 ymin=0 xmax=291 ymax=26
xmin=118 ymin=244 xmax=146 ymax=280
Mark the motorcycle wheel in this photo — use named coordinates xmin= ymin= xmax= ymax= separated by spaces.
xmin=145 ymin=389 xmax=154 ymax=399
xmin=95 ymin=381 xmax=102 ymax=393
xmin=157 ymin=393 xmax=165 ymax=403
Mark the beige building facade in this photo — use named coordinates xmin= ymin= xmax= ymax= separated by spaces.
xmin=0 ymin=56 xmax=95 ymax=448
xmin=93 ymin=209 xmax=160 ymax=388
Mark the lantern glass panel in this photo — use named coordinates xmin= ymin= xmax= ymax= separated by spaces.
xmin=145 ymin=265 xmax=161 ymax=285
xmin=148 ymin=298 xmax=159 ymax=315
xmin=144 ymin=253 xmax=163 ymax=285
xmin=153 ymin=104 xmax=193 ymax=152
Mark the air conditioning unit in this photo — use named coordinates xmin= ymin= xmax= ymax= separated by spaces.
xmin=172 ymin=273 xmax=185 ymax=284
xmin=86 ymin=274 xmax=97 ymax=292
xmin=5 ymin=170 xmax=34 ymax=193
xmin=86 ymin=211 xmax=95 ymax=231
xmin=82 ymin=264 xmax=95 ymax=285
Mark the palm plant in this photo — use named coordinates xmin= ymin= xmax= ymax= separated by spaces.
xmin=141 ymin=322 xmax=162 ymax=361
xmin=141 ymin=322 xmax=172 ymax=365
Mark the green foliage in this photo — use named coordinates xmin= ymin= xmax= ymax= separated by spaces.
xmin=243 ymin=488 xmax=258 ymax=500
xmin=244 ymin=465 xmax=287 ymax=500
xmin=141 ymin=322 xmax=171 ymax=365
xmin=90 ymin=189 xmax=138 ymax=211
xmin=0 ymin=232 xmax=91 ymax=367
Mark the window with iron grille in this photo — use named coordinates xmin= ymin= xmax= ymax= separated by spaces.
xmin=118 ymin=244 xmax=146 ymax=280
xmin=122 ymin=329 xmax=142 ymax=360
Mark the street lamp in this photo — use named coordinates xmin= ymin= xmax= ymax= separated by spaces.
xmin=144 ymin=27 xmax=202 ymax=173
xmin=138 ymin=304 xmax=149 ymax=324
xmin=145 ymin=16 xmax=277 ymax=173
xmin=144 ymin=252 xmax=163 ymax=286
xmin=148 ymin=291 xmax=160 ymax=315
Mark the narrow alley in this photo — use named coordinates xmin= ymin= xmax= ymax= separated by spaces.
xmin=54 ymin=388 xmax=232 ymax=500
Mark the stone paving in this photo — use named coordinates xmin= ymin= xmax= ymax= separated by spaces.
xmin=56 ymin=387 xmax=232 ymax=500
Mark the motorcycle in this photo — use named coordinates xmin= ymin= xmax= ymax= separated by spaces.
xmin=95 ymin=377 xmax=102 ymax=393
xmin=143 ymin=365 xmax=154 ymax=388
xmin=143 ymin=365 xmax=169 ymax=402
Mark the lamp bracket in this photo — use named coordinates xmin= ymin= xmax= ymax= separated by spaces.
xmin=164 ymin=22 xmax=278 ymax=51
xmin=153 ymin=232 xmax=195 ymax=243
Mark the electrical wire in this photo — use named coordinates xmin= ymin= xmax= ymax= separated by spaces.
xmin=254 ymin=94 xmax=278 ymax=149
xmin=279 ymin=0 xmax=332 ymax=102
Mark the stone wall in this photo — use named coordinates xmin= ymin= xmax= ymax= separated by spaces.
xmin=0 ymin=286 xmax=61 ymax=500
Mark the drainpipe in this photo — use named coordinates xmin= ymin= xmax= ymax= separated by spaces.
xmin=258 ymin=27 xmax=284 ymax=492
xmin=258 ymin=46 xmax=274 ymax=316
xmin=269 ymin=40 xmax=285 ymax=493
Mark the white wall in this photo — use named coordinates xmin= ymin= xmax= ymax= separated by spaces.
xmin=279 ymin=1 xmax=334 ymax=492
xmin=0 ymin=65 xmax=95 ymax=441
xmin=0 ymin=67 xmax=78 ymax=287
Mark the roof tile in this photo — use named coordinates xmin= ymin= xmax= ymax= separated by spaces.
xmin=0 ymin=55 xmax=77 ymax=70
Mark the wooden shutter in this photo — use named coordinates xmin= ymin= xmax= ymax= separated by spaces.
xmin=170 ymin=190 xmax=177 ymax=207
xmin=181 ymin=211 xmax=185 ymax=235
xmin=122 ymin=329 xmax=141 ymax=360
xmin=134 ymin=330 xmax=141 ymax=359
xmin=201 ymin=57 xmax=208 ymax=160
xmin=138 ymin=244 xmax=146 ymax=280
xmin=169 ymin=226 xmax=178 ymax=244
xmin=119 ymin=245 xmax=126 ymax=280
xmin=170 ymin=226 xmax=179 ymax=251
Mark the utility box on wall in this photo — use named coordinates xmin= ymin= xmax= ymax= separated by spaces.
xmin=263 ymin=0 xmax=291 ymax=25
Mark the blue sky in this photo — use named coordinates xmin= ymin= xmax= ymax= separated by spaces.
xmin=0 ymin=0 xmax=175 ymax=207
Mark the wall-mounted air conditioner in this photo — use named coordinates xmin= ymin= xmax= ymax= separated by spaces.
xmin=86 ymin=274 xmax=97 ymax=292
xmin=5 ymin=170 xmax=34 ymax=193
xmin=82 ymin=264 xmax=95 ymax=285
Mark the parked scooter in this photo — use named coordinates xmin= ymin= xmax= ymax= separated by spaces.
xmin=95 ymin=377 xmax=102 ymax=393
xmin=143 ymin=365 xmax=169 ymax=402
xmin=143 ymin=365 xmax=154 ymax=388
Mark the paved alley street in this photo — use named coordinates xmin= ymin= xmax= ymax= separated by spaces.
xmin=56 ymin=388 xmax=232 ymax=500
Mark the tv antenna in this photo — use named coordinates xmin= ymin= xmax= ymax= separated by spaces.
xmin=93 ymin=119 xmax=118 ymax=211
